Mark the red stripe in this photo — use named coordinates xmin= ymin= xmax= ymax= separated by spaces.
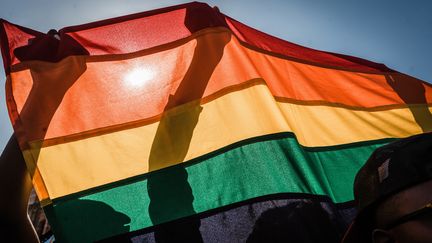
xmin=1 ymin=2 xmax=391 ymax=73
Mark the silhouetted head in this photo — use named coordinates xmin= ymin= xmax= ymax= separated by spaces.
xmin=343 ymin=133 xmax=432 ymax=243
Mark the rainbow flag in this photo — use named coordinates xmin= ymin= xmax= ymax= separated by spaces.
xmin=1 ymin=2 xmax=431 ymax=242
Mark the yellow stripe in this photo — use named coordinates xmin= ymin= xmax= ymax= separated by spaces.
xmin=28 ymin=82 xmax=429 ymax=199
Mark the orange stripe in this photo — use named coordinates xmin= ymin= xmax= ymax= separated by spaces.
xmin=8 ymin=29 xmax=432 ymax=143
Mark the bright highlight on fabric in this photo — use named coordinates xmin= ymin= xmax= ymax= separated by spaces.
xmin=124 ymin=67 xmax=156 ymax=88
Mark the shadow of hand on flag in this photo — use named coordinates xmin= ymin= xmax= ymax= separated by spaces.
xmin=13 ymin=30 xmax=89 ymax=179
xmin=147 ymin=6 xmax=231 ymax=243
xmin=386 ymin=74 xmax=432 ymax=132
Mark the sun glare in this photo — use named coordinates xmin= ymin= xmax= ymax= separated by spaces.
xmin=124 ymin=67 xmax=156 ymax=88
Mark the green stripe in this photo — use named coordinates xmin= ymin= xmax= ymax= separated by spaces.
xmin=45 ymin=133 xmax=390 ymax=242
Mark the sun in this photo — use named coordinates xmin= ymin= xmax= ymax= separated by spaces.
xmin=124 ymin=66 xmax=156 ymax=88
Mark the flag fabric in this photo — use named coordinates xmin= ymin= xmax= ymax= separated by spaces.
xmin=1 ymin=2 xmax=432 ymax=242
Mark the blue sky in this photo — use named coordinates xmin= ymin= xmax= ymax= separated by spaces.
xmin=0 ymin=0 xmax=431 ymax=149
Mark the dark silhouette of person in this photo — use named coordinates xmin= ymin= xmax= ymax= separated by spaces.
xmin=0 ymin=28 xmax=89 ymax=242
